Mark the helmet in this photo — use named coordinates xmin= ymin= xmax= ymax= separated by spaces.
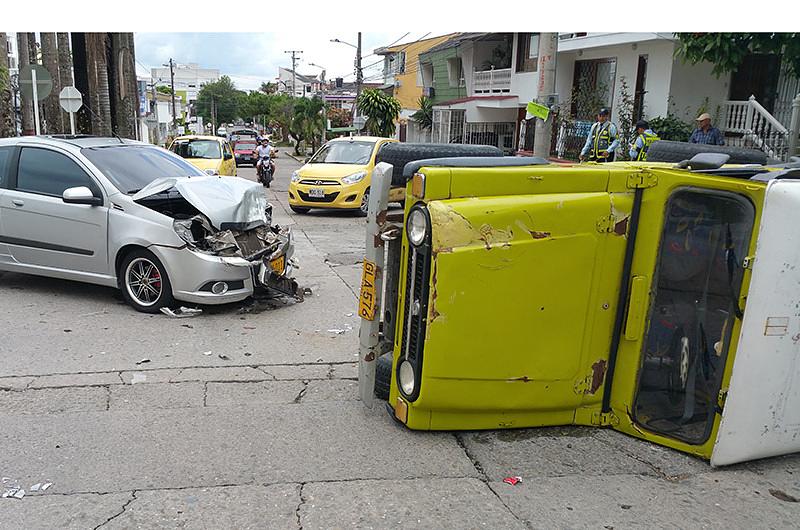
xmin=598 ymin=108 xmax=610 ymax=116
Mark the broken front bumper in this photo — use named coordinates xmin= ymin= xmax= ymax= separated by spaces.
xmin=151 ymin=231 xmax=299 ymax=305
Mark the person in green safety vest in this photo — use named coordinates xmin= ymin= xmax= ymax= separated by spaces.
xmin=629 ymin=120 xmax=661 ymax=161
xmin=579 ymin=108 xmax=619 ymax=163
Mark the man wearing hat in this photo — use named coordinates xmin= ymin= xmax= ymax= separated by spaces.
xmin=580 ymin=108 xmax=619 ymax=163
xmin=629 ymin=120 xmax=661 ymax=161
xmin=689 ymin=113 xmax=725 ymax=145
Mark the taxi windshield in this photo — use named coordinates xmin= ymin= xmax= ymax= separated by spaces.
xmin=309 ymin=141 xmax=375 ymax=165
xmin=171 ymin=139 xmax=222 ymax=160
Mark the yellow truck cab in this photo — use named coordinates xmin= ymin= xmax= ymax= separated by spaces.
xmin=357 ymin=148 xmax=800 ymax=466
xmin=169 ymin=135 xmax=237 ymax=177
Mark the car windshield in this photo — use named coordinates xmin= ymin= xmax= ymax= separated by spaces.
xmin=171 ymin=139 xmax=222 ymax=159
xmin=309 ymin=141 xmax=375 ymax=164
xmin=81 ymin=145 xmax=205 ymax=194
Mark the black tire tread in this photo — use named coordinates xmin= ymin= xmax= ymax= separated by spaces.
xmin=374 ymin=352 xmax=393 ymax=401
xmin=646 ymin=140 xmax=766 ymax=165
xmin=376 ymin=143 xmax=503 ymax=186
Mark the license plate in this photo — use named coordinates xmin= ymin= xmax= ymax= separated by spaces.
xmin=309 ymin=188 xmax=325 ymax=198
xmin=269 ymin=255 xmax=285 ymax=274
xmin=243 ymin=156 xmax=250 ymax=160
xmin=359 ymin=259 xmax=378 ymax=321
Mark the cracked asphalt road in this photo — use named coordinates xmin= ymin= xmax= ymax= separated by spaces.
xmin=2 ymin=156 xmax=799 ymax=528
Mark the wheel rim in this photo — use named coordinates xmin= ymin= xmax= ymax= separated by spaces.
xmin=360 ymin=191 xmax=370 ymax=214
xmin=679 ymin=336 xmax=690 ymax=388
xmin=125 ymin=257 xmax=163 ymax=307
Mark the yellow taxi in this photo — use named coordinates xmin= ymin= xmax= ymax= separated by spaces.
xmin=288 ymin=136 xmax=402 ymax=215
xmin=168 ymin=135 xmax=237 ymax=176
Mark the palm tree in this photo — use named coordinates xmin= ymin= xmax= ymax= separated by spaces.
xmin=356 ymin=89 xmax=401 ymax=138
xmin=410 ymin=96 xmax=433 ymax=130
xmin=40 ymin=33 xmax=63 ymax=133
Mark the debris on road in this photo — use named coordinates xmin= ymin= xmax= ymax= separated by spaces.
xmin=131 ymin=373 xmax=147 ymax=384
xmin=203 ymin=351 xmax=213 ymax=356
xmin=328 ymin=329 xmax=347 ymax=335
xmin=302 ymin=287 xmax=313 ymax=296
xmin=218 ymin=354 xmax=230 ymax=361
xmin=30 ymin=483 xmax=41 ymax=491
xmin=503 ymin=476 xmax=523 ymax=486
xmin=3 ymin=488 xmax=25 ymax=499
xmin=136 ymin=358 xmax=151 ymax=365
xmin=160 ymin=306 xmax=203 ymax=318
xmin=41 ymin=482 xmax=52 ymax=491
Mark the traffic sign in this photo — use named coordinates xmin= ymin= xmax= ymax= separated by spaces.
xmin=59 ymin=86 xmax=83 ymax=113
xmin=19 ymin=64 xmax=53 ymax=101
xmin=353 ymin=115 xmax=366 ymax=130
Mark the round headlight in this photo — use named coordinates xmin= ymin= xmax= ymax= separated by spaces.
xmin=406 ymin=208 xmax=428 ymax=246
xmin=398 ymin=360 xmax=416 ymax=396
xmin=291 ymin=171 xmax=301 ymax=182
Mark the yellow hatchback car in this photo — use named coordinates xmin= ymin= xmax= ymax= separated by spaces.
xmin=168 ymin=135 xmax=237 ymax=177
xmin=288 ymin=136 xmax=402 ymax=215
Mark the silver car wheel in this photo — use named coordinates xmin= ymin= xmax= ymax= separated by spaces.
xmin=125 ymin=257 xmax=163 ymax=307
xmin=359 ymin=190 xmax=370 ymax=215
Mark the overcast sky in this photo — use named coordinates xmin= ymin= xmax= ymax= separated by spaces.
xmin=133 ymin=32 xmax=450 ymax=91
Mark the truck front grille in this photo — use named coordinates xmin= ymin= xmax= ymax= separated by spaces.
xmin=399 ymin=238 xmax=432 ymax=400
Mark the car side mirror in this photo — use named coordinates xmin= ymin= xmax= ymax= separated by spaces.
xmin=63 ymin=186 xmax=102 ymax=206
xmin=224 ymin=152 xmax=233 ymax=160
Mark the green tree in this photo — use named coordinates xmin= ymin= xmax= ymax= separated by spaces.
xmin=410 ymin=96 xmax=433 ymax=130
xmin=156 ymin=85 xmax=173 ymax=96
xmin=239 ymin=91 xmax=272 ymax=124
xmin=356 ymin=89 xmax=401 ymax=137
xmin=195 ymin=76 xmax=244 ymax=129
xmin=615 ymin=77 xmax=635 ymax=161
xmin=328 ymin=107 xmax=352 ymax=128
xmin=291 ymin=96 xmax=326 ymax=154
xmin=676 ymin=33 xmax=800 ymax=78
xmin=259 ymin=82 xmax=277 ymax=94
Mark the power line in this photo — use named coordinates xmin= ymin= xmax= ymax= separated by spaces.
xmin=328 ymin=32 xmax=436 ymax=80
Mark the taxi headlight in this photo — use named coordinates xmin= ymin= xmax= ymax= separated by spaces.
xmin=406 ymin=207 xmax=428 ymax=246
xmin=341 ymin=170 xmax=367 ymax=184
xmin=204 ymin=168 xmax=220 ymax=176
xmin=398 ymin=360 xmax=416 ymax=396
xmin=291 ymin=171 xmax=301 ymax=183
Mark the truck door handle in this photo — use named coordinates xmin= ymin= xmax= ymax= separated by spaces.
xmin=12 ymin=199 xmax=24 ymax=207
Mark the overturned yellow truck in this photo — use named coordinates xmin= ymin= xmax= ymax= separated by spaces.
xmin=358 ymin=143 xmax=800 ymax=466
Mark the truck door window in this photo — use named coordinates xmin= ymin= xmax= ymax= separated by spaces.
xmin=633 ymin=189 xmax=754 ymax=444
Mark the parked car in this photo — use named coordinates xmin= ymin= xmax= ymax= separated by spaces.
xmin=168 ymin=135 xmax=237 ymax=177
xmin=0 ymin=136 xmax=298 ymax=312
xmin=233 ymin=139 xmax=258 ymax=167
xmin=358 ymin=143 xmax=800 ymax=466
xmin=288 ymin=136 xmax=402 ymax=216
xmin=229 ymin=128 xmax=259 ymax=143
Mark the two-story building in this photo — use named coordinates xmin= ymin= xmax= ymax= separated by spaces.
xmin=276 ymin=67 xmax=324 ymax=98
xmin=374 ymin=34 xmax=455 ymax=141
xmin=414 ymin=32 xmax=800 ymax=159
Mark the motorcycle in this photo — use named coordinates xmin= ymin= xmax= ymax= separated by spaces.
xmin=255 ymin=153 xmax=274 ymax=188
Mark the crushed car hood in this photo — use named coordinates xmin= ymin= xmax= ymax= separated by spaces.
xmin=133 ymin=176 xmax=268 ymax=230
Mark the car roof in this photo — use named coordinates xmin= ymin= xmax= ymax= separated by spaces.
xmin=328 ymin=136 xmax=393 ymax=143
xmin=0 ymin=135 xmax=147 ymax=149
xmin=173 ymin=135 xmax=225 ymax=142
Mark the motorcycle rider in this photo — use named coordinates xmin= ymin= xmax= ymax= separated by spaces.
xmin=254 ymin=137 xmax=275 ymax=184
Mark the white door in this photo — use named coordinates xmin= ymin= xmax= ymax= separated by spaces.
xmin=713 ymin=179 xmax=800 ymax=466
xmin=0 ymin=146 xmax=109 ymax=275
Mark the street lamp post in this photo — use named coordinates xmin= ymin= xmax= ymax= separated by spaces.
xmin=330 ymin=34 xmax=362 ymax=119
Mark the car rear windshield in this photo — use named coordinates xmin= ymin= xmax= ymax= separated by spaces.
xmin=235 ymin=143 xmax=256 ymax=150
xmin=309 ymin=141 xmax=375 ymax=165
xmin=81 ymin=145 xmax=204 ymax=194
xmin=170 ymin=139 xmax=222 ymax=159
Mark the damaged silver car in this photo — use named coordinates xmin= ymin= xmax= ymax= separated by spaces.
xmin=0 ymin=136 xmax=298 ymax=312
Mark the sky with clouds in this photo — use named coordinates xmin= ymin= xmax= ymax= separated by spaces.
xmin=133 ymin=32 xmax=449 ymax=91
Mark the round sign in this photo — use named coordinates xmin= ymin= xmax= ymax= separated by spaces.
xmin=19 ymin=64 xmax=53 ymax=101
xmin=353 ymin=115 xmax=366 ymax=130
xmin=59 ymin=86 xmax=83 ymax=113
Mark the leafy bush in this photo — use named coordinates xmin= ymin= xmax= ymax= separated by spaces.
xmin=648 ymin=114 xmax=693 ymax=142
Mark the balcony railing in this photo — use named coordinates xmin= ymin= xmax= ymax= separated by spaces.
xmin=721 ymin=95 xmax=791 ymax=161
xmin=472 ymin=67 xmax=511 ymax=95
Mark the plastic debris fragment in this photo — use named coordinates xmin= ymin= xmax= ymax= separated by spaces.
xmin=218 ymin=354 xmax=230 ymax=360
xmin=203 ymin=351 xmax=213 ymax=356
xmin=130 ymin=373 xmax=147 ymax=384
xmin=136 ymin=358 xmax=151 ymax=365
xmin=503 ymin=476 xmax=523 ymax=486
xmin=30 ymin=483 xmax=41 ymax=492
xmin=160 ymin=306 xmax=203 ymax=318
xmin=41 ymin=483 xmax=53 ymax=491
xmin=328 ymin=329 xmax=346 ymax=335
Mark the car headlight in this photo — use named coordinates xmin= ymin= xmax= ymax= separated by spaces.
xmin=398 ymin=360 xmax=416 ymax=396
xmin=406 ymin=207 xmax=428 ymax=246
xmin=341 ymin=170 xmax=367 ymax=184
xmin=205 ymin=168 xmax=219 ymax=176
xmin=291 ymin=171 xmax=301 ymax=183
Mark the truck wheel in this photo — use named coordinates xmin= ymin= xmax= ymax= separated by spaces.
xmin=376 ymin=143 xmax=503 ymax=186
xmin=374 ymin=352 xmax=393 ymax=401
xmin=646 ymin=140 xmax=767 ymax=165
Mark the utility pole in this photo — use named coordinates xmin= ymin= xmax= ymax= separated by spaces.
xmin=532 ymin=33 xmax=558 ymax=158
xmin=167 ymin=58 xmax=177 ymax=130
xmin=284 ymin=50 xmax=303 ymax=97
xmin=211 ymin=95 xmax=217 ymax=135
xmin=355 ymin=32 xmax=362 ymax=118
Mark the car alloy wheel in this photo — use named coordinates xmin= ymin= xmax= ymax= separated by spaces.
xmin=125 ymin=257 xmax=164 ymax=307
xmin=358 ymin=189 xmax=370 ymax=216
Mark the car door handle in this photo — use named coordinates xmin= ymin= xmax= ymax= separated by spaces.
xmin=12 ymin=199 xmax=24 ymax=207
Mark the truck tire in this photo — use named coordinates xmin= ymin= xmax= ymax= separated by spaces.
xmin=374 ymin=352 xmax=393 ymax=401
xmin=646 ymin=140 xmax=767 ymax=165
xmin=376 ymin=143 xmax=503 ymax=186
